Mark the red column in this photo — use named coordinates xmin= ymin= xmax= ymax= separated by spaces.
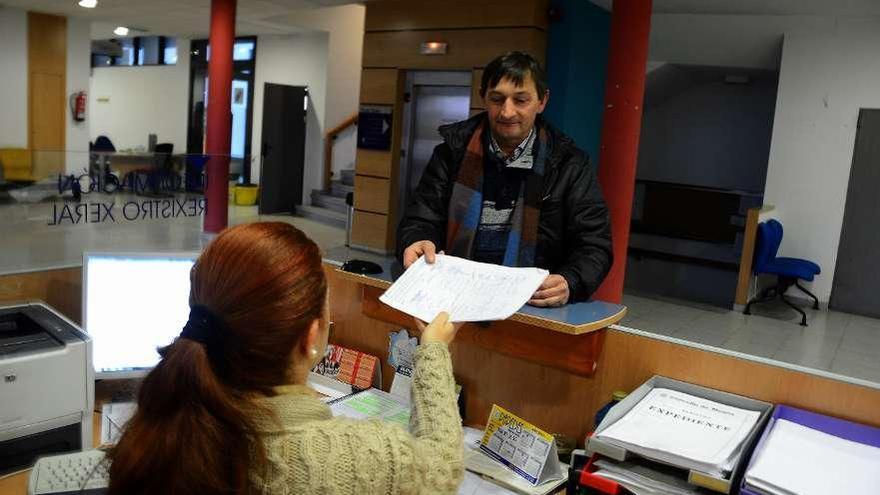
xmin=592 ymin=0 xmax=652 ymax=303
xmin=203 ymin=0 xmax=236 ymax=233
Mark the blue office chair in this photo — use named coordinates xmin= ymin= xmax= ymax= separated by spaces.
xmin=744 ymin=219 xmax=820 ymax=326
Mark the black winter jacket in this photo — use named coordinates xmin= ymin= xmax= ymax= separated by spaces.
xmin=396 ymin=113 xmax=612 ymax=302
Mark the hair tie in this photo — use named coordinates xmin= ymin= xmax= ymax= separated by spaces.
xmin=179 ymin=304 xmax=226 ymax=348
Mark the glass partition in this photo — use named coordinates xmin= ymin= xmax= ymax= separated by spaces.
xmin=0 ymin=148 xmax=347 ymax=276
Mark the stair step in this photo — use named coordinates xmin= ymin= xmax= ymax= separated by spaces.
xmin=310 ymin=190 xmax=349 ymax=214
xmin=329 ymin=180 xmax=354 ymax=198
xmin=339 ymin=169 xmax=355 ymax=187
xmin=295 ymin=204 xmax=347 ymax=229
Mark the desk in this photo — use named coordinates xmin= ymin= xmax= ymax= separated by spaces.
xmin=91 ymin=151 xmax=183 ymax=179
xmin=0 ymin=413 xmax=102 ymax=495
xmin=324 ymin=246 xmax=627 ymax=335
xmin=91 ymin=151 xmax=156 ymax=177
xmin=323 ymin=247 xmax=880 ymax=445
xmin=324 ymin=246 xmax=627 ymax=377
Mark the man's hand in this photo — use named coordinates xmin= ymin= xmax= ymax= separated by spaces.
xmin=528 ymin=274 xmax=570 ymax=307
xmin=403 ymin=240 xmax=437 ymax=268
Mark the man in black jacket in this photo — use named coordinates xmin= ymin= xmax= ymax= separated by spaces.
xmin=396 ymin=52 xmax=612 ymax=306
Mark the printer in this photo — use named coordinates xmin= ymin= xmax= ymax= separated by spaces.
xmin=0 ymin=301 xmax=94 ymax=475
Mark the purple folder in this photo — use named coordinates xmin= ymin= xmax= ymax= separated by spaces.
xmin=740 ymin=404 xmax=880 ymax=495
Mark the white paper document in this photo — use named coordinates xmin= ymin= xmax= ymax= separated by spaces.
xmin=592 ymin=459 xmax=703 ymax=495
xmin=744 ymin=419 xmax=880 ymax=495
xmin=379 ymin=255 xmax=549 ymax=323
xmin=596 ymin=388 xmax=760 ymax=475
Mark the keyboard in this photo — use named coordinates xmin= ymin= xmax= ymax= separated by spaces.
xmin=28 ymin=449 xmax=109 ymax=495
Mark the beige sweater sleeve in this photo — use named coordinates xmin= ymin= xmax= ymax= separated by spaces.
xmin=277 ymin=342 xmax=463 ymax=495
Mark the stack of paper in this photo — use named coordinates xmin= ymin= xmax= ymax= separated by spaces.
xmin=307 ymin=371 xmax=354 ymax=403
xmin=379 ymin=255 xmax=548 ymax=322
xmin=744 ymin=419 xmax=880 ymax=495
xmin=592 ymin=459 xmax=704 ymax=495
xmin=595 ymin=388 xmax=761 ymax=476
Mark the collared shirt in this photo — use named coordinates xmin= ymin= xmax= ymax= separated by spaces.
xmin=488 ymin=127 xmax=536 ymax=169
xmin=473 ymin=127 xmax=538 ymax=265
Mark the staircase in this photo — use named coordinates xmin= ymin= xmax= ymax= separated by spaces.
xmin=296 ymin=169 xmax=354 ymax=229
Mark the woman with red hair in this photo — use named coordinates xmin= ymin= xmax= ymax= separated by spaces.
xmin=108 ymin=222 xmax=463 ymax=494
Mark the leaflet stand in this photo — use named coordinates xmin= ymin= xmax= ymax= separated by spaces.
xmin=739 ymin=404 xmax=880 ymax=495
xmin=586 ymin=376 xmax=773 ymax=494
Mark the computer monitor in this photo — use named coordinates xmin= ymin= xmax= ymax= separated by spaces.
xmin=82 ymin=252 xmax=198 ymax=379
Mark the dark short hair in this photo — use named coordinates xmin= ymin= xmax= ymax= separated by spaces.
xmin=479 ymin=51 xmax=548 ymax=98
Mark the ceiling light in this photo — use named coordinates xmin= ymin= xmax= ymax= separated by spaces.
xmin=78 ymin=0 xmax=98 ymax=8
xmin=113 ymin=26 xmax=129 ymax=36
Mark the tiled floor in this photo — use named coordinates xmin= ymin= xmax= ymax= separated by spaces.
xmin=619 ymin=292 xmax=880 ymax=385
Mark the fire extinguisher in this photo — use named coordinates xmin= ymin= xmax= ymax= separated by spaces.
xmin=70 ymin=91 xmax=87 ymax=122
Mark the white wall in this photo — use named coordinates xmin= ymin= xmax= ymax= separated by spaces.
xmin=88 ymin=39 xmax=191 ymax=153
xmin=644 ymin=12 xmax=880 ymax=304
xmin=253 ymin=4 xmax=365 ymax=195
xmin=66 ymin=17 xmax=91 ymax=173
xmin=0 ymin=6 xmax=28 ymax=148
xmin=305 ymin=4 xmax=364 ymax=181
xmin=648 ymin=14 xmax=832 ymax=69
xmin=252 ymin=32 xmax=329 ymax=200
xmin=763 ymin=18 xmax=880 ymax=303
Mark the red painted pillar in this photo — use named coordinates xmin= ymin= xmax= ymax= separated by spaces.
xmin=592 ymin=0 xmax=652 ymax=303
xmin=203 ymin=0 xmax=236 ymax=233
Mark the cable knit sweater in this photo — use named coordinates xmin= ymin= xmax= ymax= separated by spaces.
xmin=250 ymin=342 xmax=464 ymax=494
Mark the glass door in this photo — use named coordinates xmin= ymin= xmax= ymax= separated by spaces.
xmin=187 ymin=37 xmax=257 ymax=182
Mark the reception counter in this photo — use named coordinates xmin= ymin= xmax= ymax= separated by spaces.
xmin=324 ymin=246 xmax=626 ymax=378
xmin=324 ymin=246 xmax=628 ymax=335
xmin=323 ymin=247 xmax=880 ymax=443
xmin=0 ymin=244 xmax=878 ymax=452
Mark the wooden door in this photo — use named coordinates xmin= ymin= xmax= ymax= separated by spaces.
xmin=28 ymin=12 xmax=67 ymax=179
xmin=30 ymin=72 xmax=65 ymax=178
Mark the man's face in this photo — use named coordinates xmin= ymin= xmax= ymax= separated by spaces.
xmin=483 ymin=73 xmax=548 ymax=148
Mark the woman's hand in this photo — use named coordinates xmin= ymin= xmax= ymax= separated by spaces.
xmin=414 ymin=312 xmax=461 ymax=345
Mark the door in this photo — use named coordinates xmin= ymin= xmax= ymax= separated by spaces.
xmin=830 ymin=109 xmax=880 ymax=317
xmin=399 ymin=71 xmax=471 ymax=218
xmin=31 ymin=72 xmax=65 ymax=178
xmin=187 ymin=37 xmax=257 ymax=181
xmin=259 ymin=83 xmax=307 ymax=215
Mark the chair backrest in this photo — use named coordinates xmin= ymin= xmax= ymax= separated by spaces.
xmin=154 ymin=143 xmax=173 ymax=169
xmin=754 ymin=219 xmax=784 ymax=272
xmin=154 ymin=143 xmax=173 ymax=154
xmin=92 ymin=135 xmax=116 ymax=152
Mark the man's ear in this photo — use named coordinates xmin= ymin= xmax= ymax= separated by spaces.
xmin=538 ymin=89 xmax=550 ymax=113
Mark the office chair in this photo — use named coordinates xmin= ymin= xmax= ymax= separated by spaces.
xmin=743 ymin=219 xmax=821 ymax=326
xmin=184 ymin=154 xmax=209 ymax=192
xmin=90 ymin=135 xmax=116 ymax=177
xmin=135 ymin=143 xmax=175 ymax=197
xmin=92 ymin=136 xmax=116 ymax=152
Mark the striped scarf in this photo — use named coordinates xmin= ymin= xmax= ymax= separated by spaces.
xmin=445 ymin=121 xmax=547 ymax=267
